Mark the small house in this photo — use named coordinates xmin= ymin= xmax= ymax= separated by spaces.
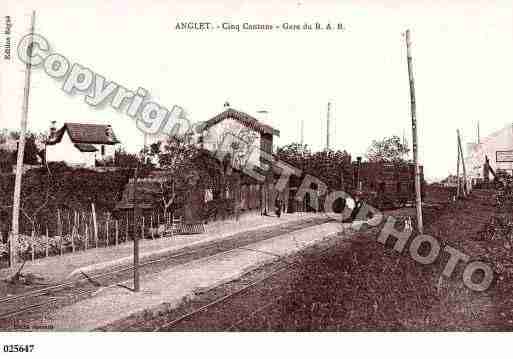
xmin=45 ymin=123 xmax=120 ymax=167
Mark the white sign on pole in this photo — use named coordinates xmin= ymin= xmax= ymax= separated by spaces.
xmin=496 ymin=151 xmax=513 ymax=163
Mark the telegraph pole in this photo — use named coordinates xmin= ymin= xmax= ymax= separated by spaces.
xmin=405 ymin=29 xmax=424 ymax=234
xmin=10 ymin=11 xmax=36 ymax=267
xmin=143 ymin=132 xmax=148 ymax=164
xmin=456 ymin=138 xmax=461 ymax=198
xmin=132 ymin=166 xmax=140 ymax=292
xmin=402 ymin=129 xmax=408 ymax=162
xmin=300 ymin=119 xmax=304 ymax=144
xmin=457 ymin=129 xmax=468 ymax=196
xmin=326 ymin=102 xmax=331 ymax=150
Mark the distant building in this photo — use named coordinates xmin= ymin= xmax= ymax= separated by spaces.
xmin=465 ymin=123 xmax=513 ymax=183
xmin=440 ymin=174 xmax=459 ymax=188
xmin=45 ymin=123 xmax=120 ymax=167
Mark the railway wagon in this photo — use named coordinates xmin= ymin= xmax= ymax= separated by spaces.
xmin=354 ymin=161 xmax=425 ymax=209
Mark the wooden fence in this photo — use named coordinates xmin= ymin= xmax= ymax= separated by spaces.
xmin=0 ymin=209 xmax=185 ymax=267
xmin=0 ymin=184 xmax=308 ymax=268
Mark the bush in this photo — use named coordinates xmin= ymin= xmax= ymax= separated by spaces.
xmin=0 ymin=164 xmax=132 ymax=235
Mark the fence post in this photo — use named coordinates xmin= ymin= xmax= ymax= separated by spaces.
xmin=77 ymin=212 xmax=81 ymax=249
xmin=82 ymin=212 xmax=89 ymax=249
xmin=71 ymin=222 xmax=75 ymax=253
xmin=83 ymin=212 xmax=87 ymax=251
xmin=31 ymin=230 xmax=35 ymax=261
xmin=84 ymin=214 xmax=89 ymax=250
xmin=67 ymin=211 xmax=71 ymax=238
xmin=157 ymin=213 xmax=160 ymax=238
xmin=45 ymin=226 xmax=49 ymax=258
xmin=57 ymin=209 xmax=62 ymax=238
xmin=91 ymin=203 xmax=98 ymax=245
xmin=74 ymin=211 xmax=78 ymax=252
xmin=106 ymin=220 xmax=110 ymax=246
xmin=115 ymin=220 xmax=119 ymax=246
xmin=141 ymin=216 xmax=145 ymax=240
xmin=7 ymin=234 xmax=11 ymax=268
xmin=151 ymin=214 xmax=154 ymax=240
xmin=96 ymin=221 xmax=99 ymax=248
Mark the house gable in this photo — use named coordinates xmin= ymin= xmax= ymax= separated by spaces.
xmin=201 ymin=108 xmax=280 ymax=137
xmin=45 ymin=124 xmax=118 ymax=167
xmin=197 ymin=108 xmax=280 ymax=172
xmin=47 ymin=123 xmax=120 ymax=145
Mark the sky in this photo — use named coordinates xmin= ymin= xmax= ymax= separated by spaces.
xmin=2 ymin=0 xmax=513 ymax=181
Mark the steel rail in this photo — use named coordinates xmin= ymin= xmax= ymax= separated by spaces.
xmin=0 ymin=218 xmax=330 ymax=321
xmin=153 ymin=240 xmax=342 ymax=331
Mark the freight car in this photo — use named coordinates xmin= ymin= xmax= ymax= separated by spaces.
xmin=352 ymin=160 xmax=425 ymax=210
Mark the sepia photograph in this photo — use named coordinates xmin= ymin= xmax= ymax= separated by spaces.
xmin=0 ymin=0 xmax=512 ymax=356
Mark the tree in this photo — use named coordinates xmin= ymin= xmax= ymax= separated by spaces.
xmin=156 ymin=135 xmax=204 ymax=219
xmin=366 ymin=135 xmax=410 ymax=164
xmin=0 ymin=129 xmax=8 ymax=145
xmin=158 ymin=135 xmax=198 ymax=170
xmin=276 ymin=143 xmax=351 ymax=190
xmin=140 ymin=141 xmax=163 ymax=166
xmin=22 ymin=134 xmax=40 ymax=165
xmin=276 ymin=142 xmax=311 ymax=171
xmin=114 ymin=148 xmax=144 ymax=168
xmin=5 ymin=130 xmax=43 ymax=165
xmin=12 ymin=133 xmax=40 ymax=165
xmin=309 ymin=149 xmax=351 ymax=189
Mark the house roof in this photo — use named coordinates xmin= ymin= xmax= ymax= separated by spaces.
xmin=47 ymin=123 xmax=120 ymax=145
xmin=74 ymin=143 xmax=98 ymax=152
xmin=200 ymin=108 xmax=280 ymax=137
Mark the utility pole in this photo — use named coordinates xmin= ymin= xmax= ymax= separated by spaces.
xmin=457 ymin=129 xmax=467 ymax=196
xmin=356 ymin=156 xmax=362 ymax=192
xmin=143 ymin=132 xmax=148 ymax=164
xmin=402 ymin=129 xmax=407 ymax=161
xmin=300 ymin=119 xmax=304 ymax=144
xmin=10 ymin=10 xmax=35 ymax=267
xmin=405 ymin=29 xmax=424 ymax=234
xmin=132 ymin=167 xmax=140 ymax=292
xmin=456 ymin=138 xmax=461 ymax=198
xmin=477 ymin=121 xmax=481 ymax=144
xmin=326 ymin=102 xmax=331 ymax=150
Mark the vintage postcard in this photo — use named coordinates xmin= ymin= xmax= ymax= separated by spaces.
xmin=0 ymin=0 xmax=512 ymax=356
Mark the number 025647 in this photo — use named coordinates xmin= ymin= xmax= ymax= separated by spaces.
xmin=3 ymin=345 xmax=35 ymax=353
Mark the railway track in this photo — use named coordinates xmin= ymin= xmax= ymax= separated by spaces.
xmin=150 ymin=202 xmax=451 ymax=331
xmin=152 ymin=234 xmax=352 ymax=332
xmin=0 ymin=217 xmax=330 ymax=324
xmin=153 ymin=265 xmax=289 ymax=331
